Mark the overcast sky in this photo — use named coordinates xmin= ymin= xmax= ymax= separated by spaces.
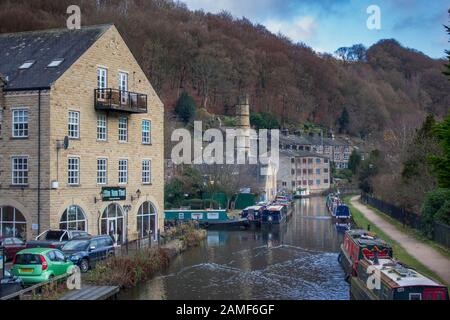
xmin=181 ymin=0 xmax=449 ymax=58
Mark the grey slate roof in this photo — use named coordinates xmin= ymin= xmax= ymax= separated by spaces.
xmin=0 ymin=24 xmax=112 ymax=90
xmin=280 ymin=149 xmax=329 ymax=159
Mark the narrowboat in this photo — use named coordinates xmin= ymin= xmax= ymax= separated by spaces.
xmin=261 ymin=205 xmax=288 ymax=225
xmin=351 ymin=257 xmax=449 ymax=300
xmin=332 ymin=204 xmax=351 ymax=220
xmin=294 ymin=187 xmax=310 ymax=199
xmin=338 ymin=229 xmax=393 ymax=280
xmin=274 ymin=195 xmax=291 ymax=205
xmin=241 ymin=205 xmax=265 ymax=226
xmin=164 ymin=209 xmax=248 ymax=229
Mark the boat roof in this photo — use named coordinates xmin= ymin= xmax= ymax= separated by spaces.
xmin=364 ymin=258 xmax=443 ymax=288
xmin=346 ymin=229 xmax=389 ymax=247
xmin=267 ymin=205 xmax=285 ymax=211
xmin=244 ymin=206 xmax=263 ymax=211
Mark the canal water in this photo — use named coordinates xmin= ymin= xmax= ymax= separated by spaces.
xmin=119 ymin=196 xmax=350 ymax=300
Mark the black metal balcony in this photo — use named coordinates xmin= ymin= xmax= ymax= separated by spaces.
xmin=94 ymin=89 xmax=147 ymax=114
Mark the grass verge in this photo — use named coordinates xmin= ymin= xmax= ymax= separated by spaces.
xmin=343 ymin=196 xmax=449 ymax=287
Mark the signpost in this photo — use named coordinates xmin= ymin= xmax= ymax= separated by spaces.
xmin=101 ymin=187 xmax=126 ymax=201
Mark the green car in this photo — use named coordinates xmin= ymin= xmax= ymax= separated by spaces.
xmin=11 ymin=248 xmax=75 ymax=285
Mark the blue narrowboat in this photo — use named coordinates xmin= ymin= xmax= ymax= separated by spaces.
xmin=332 ymin=204 xmax=351 ymax=220
xmin=261 ymin=205 xmax=288 ymax=225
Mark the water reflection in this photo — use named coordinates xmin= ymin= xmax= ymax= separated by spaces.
xmin=120 ymin=196 xmax=349 ymax=300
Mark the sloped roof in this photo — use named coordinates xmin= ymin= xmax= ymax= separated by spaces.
xmin=280 ymin=149 xmax=329 ymax=159
xmin=0 ymin=24 xmax=112 ymax=90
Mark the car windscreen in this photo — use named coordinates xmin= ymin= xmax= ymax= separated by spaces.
xmin=15 ymin=254 xmax=42 ymax=265
xmin=43 ymin=230 xmax=65 ymax=241
xmin=62 ymin=240 xmax=90 ymax=251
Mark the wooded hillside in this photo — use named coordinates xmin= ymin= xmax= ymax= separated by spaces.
xmin=1 ymin=0 xmax=448 ymax=137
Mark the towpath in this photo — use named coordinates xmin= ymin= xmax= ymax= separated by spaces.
xmin=350 ymin=195 xmax=450 ymax=285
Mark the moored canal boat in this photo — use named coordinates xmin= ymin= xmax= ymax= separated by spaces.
xmin=164 ymin=209 xmax=249 ymax=229
xmin=241 ymin=205 xmax=265 ymax=227
xmin=351 ymin=257 xmax=449 ymax=300
xmin=338 ymin=229 xmax=393 ymax=281
xmin=261 ymin=205 xmax=289 ymax=225
xmin=294 ymin=187 xmax=310 ymax=199
xmin=332 ymin=204 xmax=351 ymax=220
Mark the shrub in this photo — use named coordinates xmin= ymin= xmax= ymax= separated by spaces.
xmin=421 ymin=188 xmax=450 ymax=238
xmin=86 ymin=248 xmax=170 ymax=288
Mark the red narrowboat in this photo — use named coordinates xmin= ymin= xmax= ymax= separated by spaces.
xmin=338 ymin=229 xmax=393 ymax=281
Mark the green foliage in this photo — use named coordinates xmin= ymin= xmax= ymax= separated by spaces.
xmin=348 ymin=150 xmax=362 ymax=174
xmin=337 ymin=107 xmax=349 ymax=134
xmin=174 ymin=92 xmax=196 ymax=124
xmin=165 ymin=166 xmax=205 ymax=208
xmin=334 ymin=169 xmax=353 ymax=181
xmin=429 ymin=115 xmax=450 ymax=188
xmin=358 ymin=150 xmax=380 ymax=193
xmin=421 ymin=188 xmax=450 ymax=238
xmin=250 ymin=112 xmax=280 ymax=129
xmin=221 ymin=115 xmax=236 ymax=127
xmin=401 ymin=115 xmax=436 ymax=181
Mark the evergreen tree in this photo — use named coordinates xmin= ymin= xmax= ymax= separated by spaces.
xmin=348 ymin=150 xmax=362 ymax=174
xmin=444 ymin=18 xmax=450 ymax=79
xmin=429 ymin=115 xmax=450 ymax=188
xmin=337 ymin=108 xmax=349 ymax=134
xmin=174 ymin=92 xmax=196 ymax=124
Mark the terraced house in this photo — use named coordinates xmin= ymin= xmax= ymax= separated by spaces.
xmin=0 ymin=24 xmax=164 ymax=244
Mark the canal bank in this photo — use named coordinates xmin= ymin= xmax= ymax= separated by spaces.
xmin=346 ymin=195 xmax=450 ymax=286
xmin=118 ymin=197 xmax=350 ymax=300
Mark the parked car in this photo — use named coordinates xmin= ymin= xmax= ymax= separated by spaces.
xmin=0 ymin=237 xmax=26 ymax=261
xmin=0 ymin=269 xmax=24 ymax=298
xmin=62 ymin=235 xmax=115 ymax=273
xmin=26 ymin=229 xmax=89 ymax=249
xmin=11 ymin=248 xmax=75 ymax=285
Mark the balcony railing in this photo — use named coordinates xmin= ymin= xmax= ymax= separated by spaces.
xmin=94 ymin=89 xmax=147 ymax=114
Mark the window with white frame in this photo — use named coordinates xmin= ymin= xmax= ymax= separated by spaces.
xmin=97 ymin=113 xmax=107 ymax=141
xmin=142 ymin=120 xmax=151 ymax=144
xmin=97 ymin=158 xmax=107 ymax=185
xmin=97 ymin=67 xmax=107 ymax=99
xmin=68 ymin=157 xmax=80 ymax=185
xmin=118 ymin=159 xmax=128 ymax=184
xmin=118 ymin=117 xmax=128 ymax=142
xmin=12 ymin=109 xmax=28 ymax=138
xmin=11 ymin=157 xmax=28 ymax=185
xmin=119 ymin=72 xmax=128 ymax=104
xmin=68 ymin=111 xmax=80 ymax=139
xmin=142 ymin=159 xmax=151 ymax=184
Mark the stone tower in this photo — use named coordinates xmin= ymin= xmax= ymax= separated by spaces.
xmin=236 ymin=94 xmax=251 ymax=161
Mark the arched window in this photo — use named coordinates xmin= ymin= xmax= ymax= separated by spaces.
xmin=101 ymin=204 xmax=124 ymax=244
xmin=60 ymin=205 xmax=87 ymax=231
xmin=137 ymin=202 xmax=157 ymax=240
xmin=0 ymin=206 xmax=27 ymax=239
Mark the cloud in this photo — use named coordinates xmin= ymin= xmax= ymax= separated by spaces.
xmin=265 ymin=15 xmax=319 ymax=43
